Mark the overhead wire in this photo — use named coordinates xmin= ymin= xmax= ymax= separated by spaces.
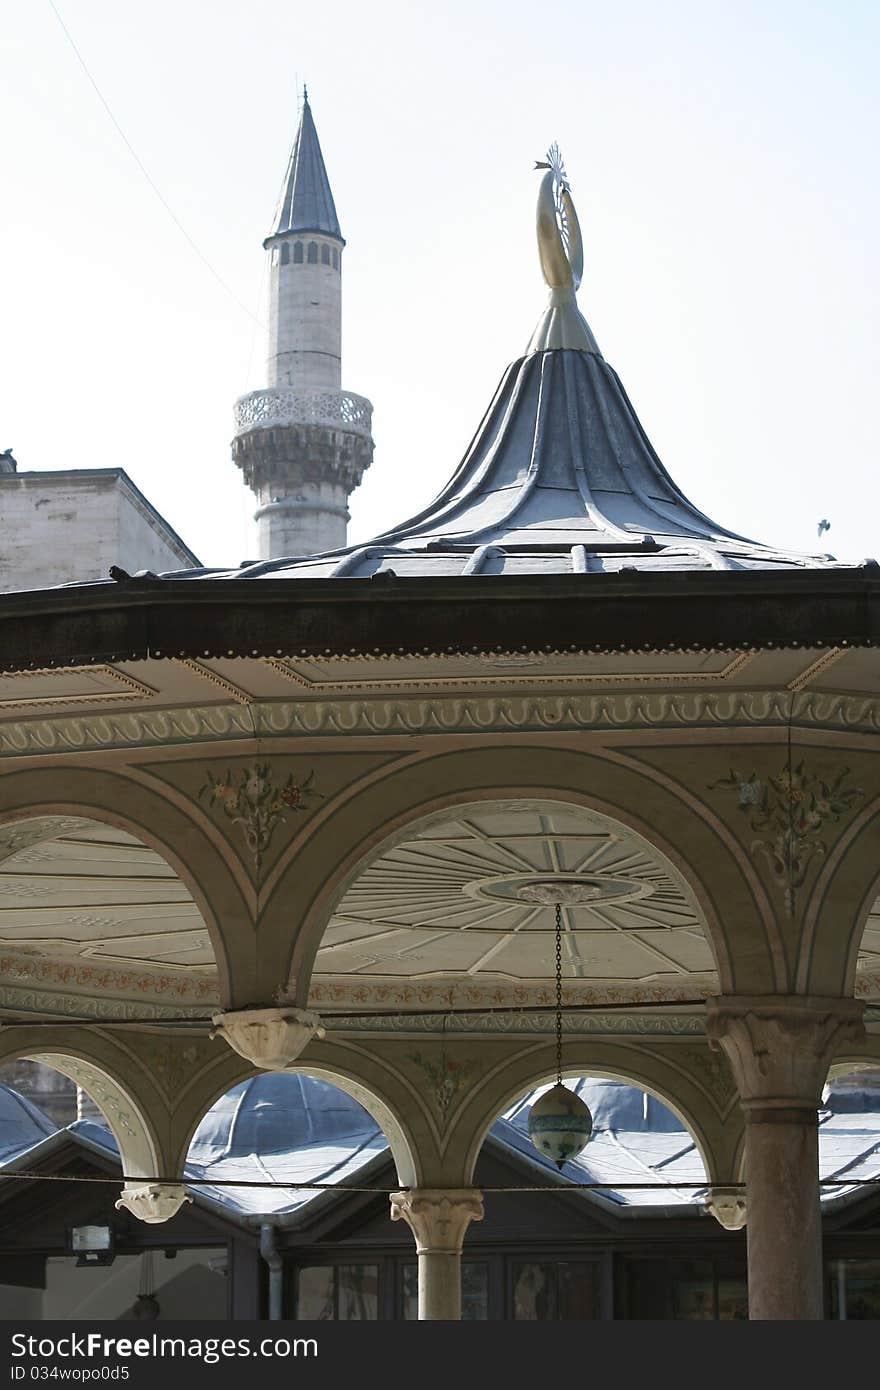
xmin=0 ymin=1170 xmax=876 ymax=1193
xmin=0 ymin=998 xmax=715 ymax=1029
xmin=46 ymin=0 xmax=265 ymax=330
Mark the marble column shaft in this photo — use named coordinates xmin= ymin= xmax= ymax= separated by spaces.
xmin=707 ymin=995 xmax=864 ymax=1321
xmin=389 ymin=1189 xmax=484 ymax=1320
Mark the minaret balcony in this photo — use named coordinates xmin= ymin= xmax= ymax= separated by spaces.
xmin=233 ymin=388 xmax=372 ymax=442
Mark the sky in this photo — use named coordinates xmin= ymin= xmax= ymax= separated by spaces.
xmin=2 ymin=0 xmax=878 ymax=569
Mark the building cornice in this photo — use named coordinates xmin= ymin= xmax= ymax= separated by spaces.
xmin=0 ymin=571 xmax=876 ymax=674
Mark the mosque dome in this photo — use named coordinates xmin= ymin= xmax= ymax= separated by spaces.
xmin=188 ymin=1073 xmax=380 ymax=1163
xmin=0 ymin=1082 xmax=58 ymax=1160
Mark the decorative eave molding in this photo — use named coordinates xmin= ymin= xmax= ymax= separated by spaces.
xmin=0 ymin=569 xmax=876 ymax=673
xmin=0 ymin=665 xmax=156 ymax=711
xmin=262 ymin=652 xmax=756 ymax=694
xmin=786 ymin=648 xmax=847 ymax=692
xmin=0 ymin=689 xmax=879 ymax=756
xmin=174 ymin=659 xmax=254 ymax=705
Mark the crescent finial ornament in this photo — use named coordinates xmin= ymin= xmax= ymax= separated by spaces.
xmin=526 ymin=143 xmax=599 ymax=356
xmin=536 ymin=144 xmax=583 ymax=291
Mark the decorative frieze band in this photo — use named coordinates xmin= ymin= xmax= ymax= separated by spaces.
xmin=0 ymin=689 xmax=879 ymax=756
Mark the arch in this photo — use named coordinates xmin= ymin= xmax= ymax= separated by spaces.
xmin=177 ymin=1052 xmax=421 ymax=1188
xmin=307 ymin=242 xmax=318 ymax=264
xmin=799 ymin=793 xmax=880 ymax=997
xmin=293 ymin=241 xmax=304 ymax=264
xmin=0 ymin=765 xmax=252 ymax=1002
xmin=0 ymin=1037 xmax=163 ymax=1183
xmin=268 ymin=746 xmax=771 ymax=1005
xmin=818 ymin=1056 xmax=880 ymax=1207
xmin=280 ymin=242 xmax=290 ymax=265
xmin=457 ymin=1049 xmax=718 ymax=1190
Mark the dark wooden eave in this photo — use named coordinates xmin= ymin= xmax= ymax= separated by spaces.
xmin=0 ymin=569 xmax=877 ymax=672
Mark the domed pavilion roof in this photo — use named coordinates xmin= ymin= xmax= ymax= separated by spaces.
xmin=193 ymin=145 xmax=849 ymax=583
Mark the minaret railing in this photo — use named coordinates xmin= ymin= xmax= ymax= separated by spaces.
xmin=233 ymin=388 xmax=372 ymax=440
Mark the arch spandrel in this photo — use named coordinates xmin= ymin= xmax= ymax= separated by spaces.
xmin=637 ymin=742 xmax=880 ymax=992
xmin=136 ymin=751 xmax=400 ymax=890
xmin=263 ymin=745 xmax=774 ymax=1007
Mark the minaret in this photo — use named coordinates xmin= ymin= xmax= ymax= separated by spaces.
xmin=232 ymin=91 xmax=374 ymax=558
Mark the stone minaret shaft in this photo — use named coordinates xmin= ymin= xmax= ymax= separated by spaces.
xmin=232 ymin=94 xmax=373 ymax=559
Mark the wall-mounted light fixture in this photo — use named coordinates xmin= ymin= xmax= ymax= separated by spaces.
xmin=68 ymin=1224 xmax=115 ymax=1267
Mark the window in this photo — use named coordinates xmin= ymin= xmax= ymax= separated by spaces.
xmin=321 ymin=244 xmax=330 ymax=265
xmin=332 ymin=248 xmax=339 ymax=269
xmin=624 ymin=1257 xmax=747 ymax=1320
xmin=830 ymin=1260 xmax=880 ymax=1319
xmin=280 ymin=243 xmax=290 ymax=265
xmin=512 ymin=1261 xmax=599 ymax=1320
xmin=293 ymin=242 xmax=303 ymax=263
xmin=307 ymin=242 xmax=318 ymax=263
xmin=294 ymin=1264 xmax=377 ymax=1320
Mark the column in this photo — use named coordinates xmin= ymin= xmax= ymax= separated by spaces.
xmin=707 ymin=995 xmax=863 ymax=1320
xmin=390 ymin=1189 xmax=484 ymax=1320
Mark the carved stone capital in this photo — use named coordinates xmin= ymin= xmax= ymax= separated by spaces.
xmin=115 ymin=1183 xmax=192 ymax=1224
xmin=706 ymin=995 xmax=864 ymax=1109
xmin=211 ymin=1007 xmax=324 ymax=1069
xmin=389 ymin=1189 xmax=484 ymax=1254
xmin=704 ymin=1186 xmax=747 ymax=1231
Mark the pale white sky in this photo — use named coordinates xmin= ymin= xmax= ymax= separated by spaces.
xmin=2 ymin=0 xmax=878 ymax=569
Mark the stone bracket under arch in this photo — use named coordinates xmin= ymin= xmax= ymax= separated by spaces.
xmin=116 ymin=1183 xmax=192 ymax=1224
xmin=211 ymin=1007 xmax=324 ymax=1069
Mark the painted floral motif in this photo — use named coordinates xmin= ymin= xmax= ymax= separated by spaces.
xmin=407 ymin=1049 xmax=478 ymax=1123
xmin=199 ymin=763 xmax=320 ymax=868
xmin=710 ymin=761 xmax=864 ymax=914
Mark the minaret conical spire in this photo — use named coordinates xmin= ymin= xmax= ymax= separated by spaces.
xmin=268 ymin=90 xmax=343 ymax=242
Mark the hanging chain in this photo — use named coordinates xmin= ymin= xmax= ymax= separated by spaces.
xmin=555 ymin=902 xmax=563 ymax=1085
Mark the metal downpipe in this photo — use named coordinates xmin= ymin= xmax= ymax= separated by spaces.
xmin=259 ymin=1222 xmax=283 ymax=1321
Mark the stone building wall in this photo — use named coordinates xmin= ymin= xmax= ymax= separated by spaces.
xmin=0 ymin=470 xmax=199 ymax=591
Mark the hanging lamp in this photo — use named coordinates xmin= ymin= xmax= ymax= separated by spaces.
xmin=524 ymin=894 xmax=593 ymax=1169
